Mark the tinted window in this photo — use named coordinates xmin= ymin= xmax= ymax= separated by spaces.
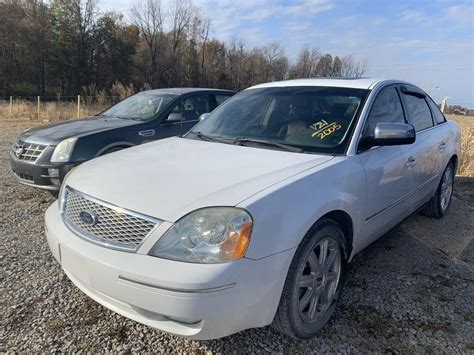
xmin=209 ymin=93 xmax=232 ymax=111
xmin=215 ymin=94 xmax=232 ymax=105
xmin=427 ymin=97 xmax=446 ymax=124
xmin=404 ymin=94 xmax=433 ymax=131
xmin=363 ymin=87 xmax=405 ymax=138
xmin=170 ymin=94 xmax=209 ymax=121
xmin=102 ymin=93 xmax=176 ymax=121
xmin=188 ymin=87 xmax=369 ymax=154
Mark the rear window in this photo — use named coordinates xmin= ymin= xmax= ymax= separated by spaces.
xmin=427 ymin=97 xmax=446 ymax=124
xmin=404 ymin=94 xmax=434 ymax=132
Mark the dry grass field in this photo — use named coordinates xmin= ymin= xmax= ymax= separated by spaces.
xmin=446 ymin=115 xmax=474 ymax=177
xmin=0 ymin=99 xmax=108 ymax=122
xmin=0 ymin=100 xmax=472 ymax=176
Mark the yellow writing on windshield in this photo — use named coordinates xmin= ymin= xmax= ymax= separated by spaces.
xmin=310 ymin=120 xmax=342 ymax=139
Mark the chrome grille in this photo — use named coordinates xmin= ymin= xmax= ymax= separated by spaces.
xmin=12 ymin=140 xmax=46 ymax=162
xmin=62 ymin=186 xmax=160 ymax=251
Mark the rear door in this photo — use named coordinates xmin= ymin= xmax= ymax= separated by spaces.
xmin=400 ymin=86 xmax=443 ymax=204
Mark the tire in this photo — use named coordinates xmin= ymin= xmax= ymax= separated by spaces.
xmin=423 ymin=162 xmax=455 ymax=219
xmin=272 ymin=218 xmax=347 ymax=338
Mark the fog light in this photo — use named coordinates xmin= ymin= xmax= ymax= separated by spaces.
xmin=48 ymin=168 xmax=59 ymax=177
xmin=48 ymin=168 xmax=60 ymax=186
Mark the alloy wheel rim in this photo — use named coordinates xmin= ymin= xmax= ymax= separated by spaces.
xmin=297 ymin=237 xmax=341 ymax=323
xmin=440 ymin=166 xmax=453 ymax=211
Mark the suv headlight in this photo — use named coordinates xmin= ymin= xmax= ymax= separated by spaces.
xmin=51 ymin=138 xmax=77 ymax=163
xmin=150 ymin=207 xmax=253 ymax=264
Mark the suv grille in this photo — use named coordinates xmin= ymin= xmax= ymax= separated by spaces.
xmin=62 ymin=186 xmax=160 ymax=251
xmin=12 ymin=140 xmax=46 ymax=162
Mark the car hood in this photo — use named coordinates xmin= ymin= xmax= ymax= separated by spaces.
xmin=19 ymin=116 xmax=138 ymax=145
xmin=66 ymin=137 xmax=334 ymax=222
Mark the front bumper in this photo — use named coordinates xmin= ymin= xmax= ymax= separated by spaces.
xmin=45 ymin=203 xmax=294 ymax=339
xmin=10 ymin=152 xmax=75 ymax=191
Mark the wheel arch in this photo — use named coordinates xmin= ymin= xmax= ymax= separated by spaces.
xmin=449 ymin=154 xmax=458 ymax=173
xmin=307 ymin=210 xmax=354 ymax=260
xmin=96 ymin=142 xmax=135 ymax=157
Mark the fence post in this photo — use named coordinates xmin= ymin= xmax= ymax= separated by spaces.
xmin=37 ymin=96 xmax=40 ymax=120
xmin=77 ymin=95 xmax=81 ymax=118
xmin=9 ymin=96 xmax=13 ymax=118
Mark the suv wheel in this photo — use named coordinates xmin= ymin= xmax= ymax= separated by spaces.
xmin=272 ymin=218 xmax=347 ymax=338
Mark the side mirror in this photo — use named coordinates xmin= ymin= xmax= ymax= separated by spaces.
xmin=362 ymin=122 xmax=416 ymax=149
xmin=167 ymin=112 xmax=183 ymax=122
xmin=199 ymin=113 xmax=210 ymax=121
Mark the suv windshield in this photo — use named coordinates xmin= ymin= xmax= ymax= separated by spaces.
xmin=188 ymin=87 xmax=369 ymax=154
xmin=101 ymin=93 xmax=176 ymax=121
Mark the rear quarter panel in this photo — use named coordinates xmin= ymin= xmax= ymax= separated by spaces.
xmin=445 ymin=120 xmax=462 ymax=171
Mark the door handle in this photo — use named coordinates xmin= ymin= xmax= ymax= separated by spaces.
xmin=138 ymin=129 xmax=156 ymax=137
xmin=439 ymin=142 xmax=446 ymax=150
xmin=406 ymin=156 xmax=416 ymax=167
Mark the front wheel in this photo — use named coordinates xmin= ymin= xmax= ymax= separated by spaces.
xmin=272 ymin=219 xmax=347 ymax=338
xmin=423 ymin=162 xmax=455 ymax=219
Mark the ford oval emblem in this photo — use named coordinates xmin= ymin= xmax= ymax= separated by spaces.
xmin=79 ymin=210 xmax=99 ymax=225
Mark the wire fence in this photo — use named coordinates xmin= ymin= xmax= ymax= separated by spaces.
xmin=0 ymin=95 xmax=121 ymax=121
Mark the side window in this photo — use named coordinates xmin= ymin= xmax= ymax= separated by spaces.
xmin=209 ymin=93 xmax=232 ymax=111
xmin=363 ymin=87 xmax=405 ymax=138
xmin=426 ymin=97 xmax=446 ymax=124
xmin=215 ymin=94 xmax=232 ymax=106
xmin=403 ymin=94 xmax=434 ymax=131
xmin=169 ymin=94 xmax=209 ymax=121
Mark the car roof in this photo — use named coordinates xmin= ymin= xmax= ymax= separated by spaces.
xmin=142 ymin=88 xmax=236 ymax=95
xmin=246 ymin=78 xmax=412 ymax=90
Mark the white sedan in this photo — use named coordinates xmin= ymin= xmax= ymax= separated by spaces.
xmin=45 ymin=78 xmax=460 ymax=339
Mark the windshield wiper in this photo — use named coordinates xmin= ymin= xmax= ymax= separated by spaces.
xmin=234 ymin=137 xmax=303 ymax=153
xmin=193 ymin=131 xmax=234 ymax=144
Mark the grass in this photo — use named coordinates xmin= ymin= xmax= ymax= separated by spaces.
xmin=447 ymin=115 xmax=473 ymax=177
xmin=0 ymin=101 xmax=472 ymax=176
xmin=0 ymin=100 xmax=107 ymax=121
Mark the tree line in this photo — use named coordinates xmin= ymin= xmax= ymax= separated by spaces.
xmin=0 ymin=0 xmax=367 ymax=97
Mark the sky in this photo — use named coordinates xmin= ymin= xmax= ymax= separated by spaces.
xmin=100 ymin=0 xmax=473 ymax=107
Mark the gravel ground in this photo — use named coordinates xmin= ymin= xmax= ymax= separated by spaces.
xmin=1 ymin=121 xmax=473 ymax=353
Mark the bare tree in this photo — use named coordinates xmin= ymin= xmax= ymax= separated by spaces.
xmin=1 ymin=0 xmax=369 ymax=95
xmin=289 ymin=47 xmax=321 ymax=78
xmin=340 ymin=55 xmax=367 ymax=78
xmin=130 ymin=0 xmax=163 ymax=85
xmin=315 ymin=53 xmax=333 ymax=77
xmin=262 ymin=42 xmax=287 ymax=81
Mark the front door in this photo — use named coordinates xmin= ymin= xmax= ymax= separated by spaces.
xmin=357 ymin=85 xmax=416 ymax=248
xmin=159 ymin=94 xmax=212 ymax=137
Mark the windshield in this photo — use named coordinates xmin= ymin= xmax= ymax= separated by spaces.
xmin=188 ymin=87 xmax=369 ymax=154
xmin=101 ymin=93 xmax=177 ymax=121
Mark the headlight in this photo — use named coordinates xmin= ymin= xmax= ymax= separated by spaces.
xmin=150 ymin=207 xmax=253 ymax=264
xmin=51 ymin=138 xmax=77 ymax=163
